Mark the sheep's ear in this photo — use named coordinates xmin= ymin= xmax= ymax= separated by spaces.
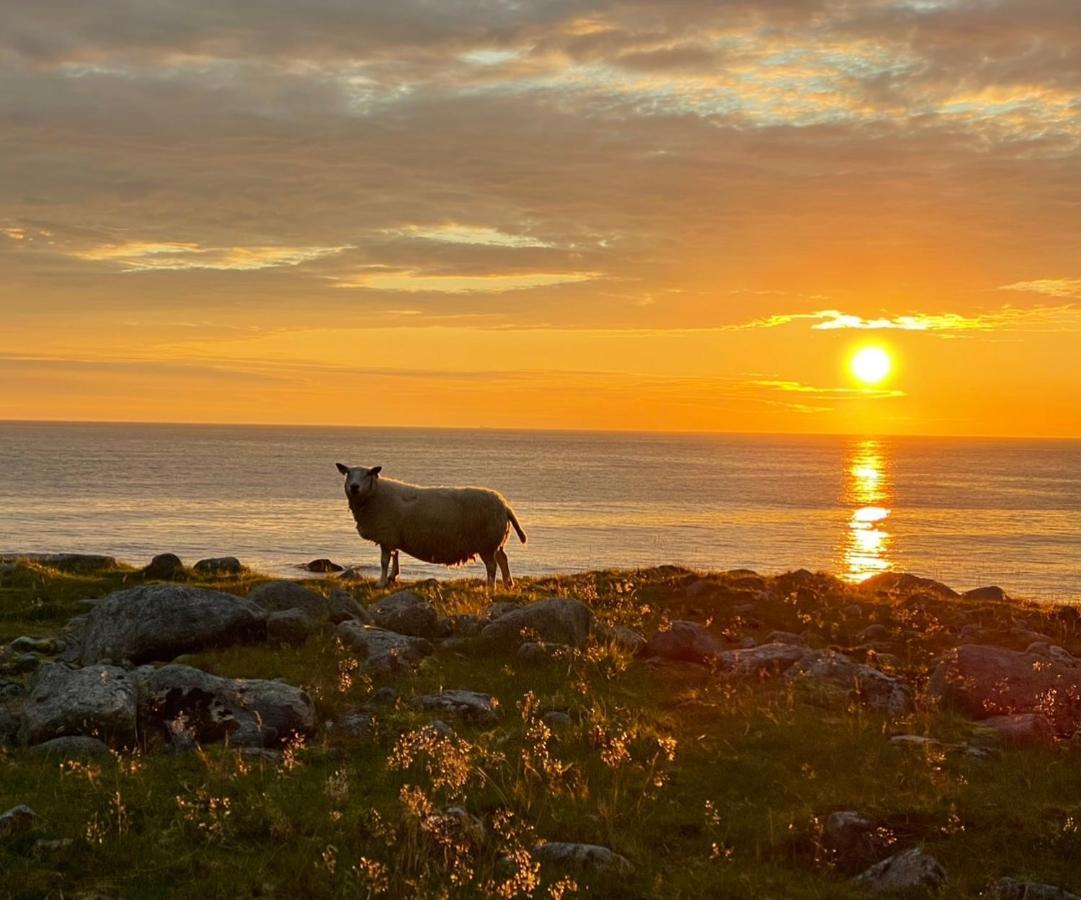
xmin=335 ymin=462 xmax=349 ymax=475
xmin=369 ymin=466 xmax=382 ymax=478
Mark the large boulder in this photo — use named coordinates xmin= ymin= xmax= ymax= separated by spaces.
xmin=142 ymin=553 xmax=184 ymax=580
xmin=978 ymin=713 xmax=1056 ymax=748
xmin=479 ymin=599 xmax=593 ymax=649
xmin=852 ymin=847 xmax=947 ymax=894
xmin=964 ymin=585 xmax=1010 ymax=602
xmin=19 ymin=663 xmax=139 ymax=746
xmin=370 ymin=590 xmax=443 ymax=639
xmin=80 ymin=583 xmax=266 ymax=665
xmin=859 ymin=572 xmax=958 ymax=598
xmin=0 ymin=553 xmax=116 ymax=572
xmin=335 ymin=622 xmax=433 ymax=673
xmin=643 ymin=621 xmax=723 ymax=664
xmin=192 ymin=556 xmax=245 ymax=577
xmin=136 ymin=664 xmax=316 ymax=748
xmin=247 ymin=581 xmax=329 ymax=619
xmin=785 ymin=650 xmax=913 ymax=714
xmin=266 ymin=609 xmax=317 ymax=646
xmin=929 ymin=644 xmax=1081 ymax=736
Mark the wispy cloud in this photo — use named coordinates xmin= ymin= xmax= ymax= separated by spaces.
xmin=735 ymin=306 xmax=1081 ymax=334
xmin=752 ymin=380 xmax=905 ymax=400
xmin=386 ymin=224 xmax=552 ymax=248
xmin=334 ymin=270 xmax=598 ymax=293
xmin=999 ymin=279 xmax=1081 ymax=298
xmin=72 ymin=241 xmax=352 ymax=272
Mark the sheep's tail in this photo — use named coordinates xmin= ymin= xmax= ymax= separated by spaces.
xmin=507 ymin=508 xmax=527 ymax=544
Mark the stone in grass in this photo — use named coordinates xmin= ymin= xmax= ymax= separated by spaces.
xmin=784 ymin=650 xmax=913 ymax=715
xmin=517 ymin=642 xmax=571 ymax=664
xmin=0 ymin=805 xmax=39 ymax=839
xmin=142 ymin=553 xmax=184 ymax=580
xmin=979 ymin=713 xmax=1056 ymax=749
xmin=643 ymin=621 xmax=723 ymax=664
xmin=329 ymin=712 xmax=374 ymax=739
xmin=266 ymin=609 xmax=317 ymax=646
xmin=305 ymin=558 xmax=344 ymax=573
xmin=9 ymin=636 xmax=64 ymax=656
xmin=328 ymin=589 xmax=372 ymax=625
xmin=821 ymin=811 xmax=892 ymax=871
xmin=247 ymin=581 xmax=329 ymax=619
xmin=417 ymin=690 xmax=500 ymax=725
xmin=479 ymin=599 xmax=593 ymax=649
xmin=192 ymin=556 xmax=245 ymax=577
xmin=335 ymin=622 xmax=433 ymax=674
xmin=30 ymin=736 xmax=113 ymax=762
xmin=370 ymin=590 xmax=443 ymax=639
xmin=19 ymin=663 xmax=139 ymax=747
xmin=990 ymin=878 xmax=1081 ymax=900
xmin=80 ymin=583 xmax=266 ymax=666
xmin=534 ymin=842 xmax=633 ymax=876
xmin=852 ymin=847 xmax=946 ymax=894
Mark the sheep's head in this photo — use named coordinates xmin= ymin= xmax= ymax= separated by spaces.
xmin=336 ymin=463 xmax=382 ymax=501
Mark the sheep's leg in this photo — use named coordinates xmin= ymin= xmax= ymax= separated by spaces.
xmin=377 ymin=545 xmax=397 ymax=588
xmin=390 ymin=550 xmax=400 ymax=582
xmin=495 ymin=548 xmax=513 ymax=588
xmin=480 ymin=552 xmax=497 ymax=591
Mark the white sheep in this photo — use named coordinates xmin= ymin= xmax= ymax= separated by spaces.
xmin=335 ymin=463 xmax=527 ymax=589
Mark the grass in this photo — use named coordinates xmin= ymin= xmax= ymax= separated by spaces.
xmin=2 ymin=561 xmax=1081 ymax=898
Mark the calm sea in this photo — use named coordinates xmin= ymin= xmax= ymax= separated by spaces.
xmin=0 ymin=422 xmax=1078 ymax=601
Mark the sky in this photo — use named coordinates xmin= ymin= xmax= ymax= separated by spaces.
xmin=1 ymin=0 xmax=1079 ymax=437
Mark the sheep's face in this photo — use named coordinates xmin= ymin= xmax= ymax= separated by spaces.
xmin=336 ymin=463 xmax=382 ymax=501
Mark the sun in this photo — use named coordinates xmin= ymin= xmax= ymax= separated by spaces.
xmin=850 ymin=346 xmax=892 ymax=385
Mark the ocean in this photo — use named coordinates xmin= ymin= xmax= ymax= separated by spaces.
xmin=0 ymin=422 xmax=1078 ymax=601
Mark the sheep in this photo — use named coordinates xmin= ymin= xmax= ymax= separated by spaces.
xmin=335 ymin=463 xmax=527 ymax=589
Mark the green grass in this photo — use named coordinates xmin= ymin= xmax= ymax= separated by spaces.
xmin=2 ymin=562 xmax=1081 ymax=898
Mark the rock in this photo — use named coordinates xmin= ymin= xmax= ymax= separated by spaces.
xmin=370 ymin=590 xmax=443 ymax=639
xmin=429 ymin=719 xmax=456 ymax=739
xmin=328 ymin=589 xmax=371 ymax=625
xmin=543 ymin=711 xmax=573 ymax=728
xmin=440 ymin=806 xmax=487 ymax=845
xmin=338 ymin=566 xmax=367 ymax=581
xmin=859 ymin=572 xmax=958 ymax=598
xmin=1 ymin=653 xmax=41 ymax=675
xmin=785 ymin=650 xmax=913 ymax=714
xmin=889 ymin=735 xmax=945 ymax=750
xmin=305 ymin=558 xmax=343 ymax=573
xmin=517 ymin=641 xmax=570 ymax=663
xmin=957 ymin=624 xmax=1053 ymax=650
xmin=860 ymin=624 xmax=890 ymax=642
xmin=330 ymin=712 xmax=374 ymax=738
xmin=266 ymin=609 xmax=316 ymax=646
xmin=852 ymin=847 xmax=947 ymax=894
xmin=0 ymin=805 xmax=39 ymax=839
xmin=240 ymin=747 xmax=282 ymax=763
xmin=9 ymin=636 xmax=64 ymax=655
xmin=417 ymin=690 xmax=500 ymax=725
xmin=479 ymin=599 xmax=593 ymax=649
xmin=0 ymin=553 xmax=116 ymax=572
xmin=448 ymin=614 xmax=486 ymax=637
xmin=487 ymin=601 xmax=522 ymax=620
xmin=685 ymin=579 xmax=717 ymax=599
xmin=20 ymin=664 xmax=138 ymax=746
xmin=247 ymin=581 xmax=329 ymax=619
xmin=965 ymin=585 xmax=1010 ymax=602
xmin=643 ymin=621 xmax=723 ymax=664
xmin=930 ymin=644 xmax=1081 ymax=736
xmin=978 ymin=714 xmax=1056 ymax=748
xmin=843 ymin=604 xmax=863 ymax=618
xmin=716 ymin=642 xmax=809 ymax=678
xmin=534 ymin=841 xmax=633 ymax=876
xmin=822 ymin=811 xmax=891 ymax=870
xmin=33 ymin=838 xmax=74 ymax=855
xmin=80 ymin=583 xmax=266 ymax=665
xmin=990 ymin=877 xmax=1081 ymax=900
xmin=137 ymin=664 xmax=316 ymax=748
xmin=30 ymin=736 xmax=113 ymax=762
xmin=142 ymin=553 xmax=184 ymax=580
xmin=0 ymin=709 xmax=19 ymax=745
xmin=368 ymin=687 xmax=398 ymax=706
xmin=192 ymin=556 xmax=245 ymax=577
xmin=594 ymin=623 xmax=647 ymax=655
xmin=764 ymin=630 xmax=808 ymax=646
xmin=335 ymin=622 xmax=433 ymax=673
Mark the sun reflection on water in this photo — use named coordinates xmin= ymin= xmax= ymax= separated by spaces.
xmin=842 ymin=439 xmax=892 ymax=583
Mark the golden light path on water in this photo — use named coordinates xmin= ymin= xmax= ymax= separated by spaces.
xmin=842 ymin=439 xmax=892 ymax=583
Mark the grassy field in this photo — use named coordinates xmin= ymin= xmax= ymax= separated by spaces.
xmin=2 ymin=561 xmax=1080 ymax=898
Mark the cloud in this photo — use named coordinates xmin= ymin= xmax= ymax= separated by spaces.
xmin=387 ymin=224 xmax=553 ymax=248
xmin=70 ymin=240 xmax=352 ymax=272
xmin=734 ymin=306 xmax=1081 ymax=334
xmin=998 ymin=279 xmax=1081 ymax=298
xmin=333 ymin=270 xmax=598 ymax=293
xmin=752 ymin=380 xmax=905 ymax=400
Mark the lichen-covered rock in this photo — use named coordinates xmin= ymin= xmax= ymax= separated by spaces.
xmin=534 ymin=841 xmax=633 ymax=876
xmin=717 ymin=642 xmax=810 ymax=678
xmin=80 ymin=583 xmax=266 ymax=665
xmin=979 ymin=713 xmax=1056 ymax=748
xmin=19 ymin=663 xmax=138 ymax=746
xmin=417 ymin=690 xmax=500 ymax=725
xmin=990 ymin=877 xmax=1080 ymax=900
xmin=852 ymin=847 xmax=946 ymax=894
xmin=335 ymin=622 xmax=433 ymax=673
xmin=136 ymin=664 xmax=316 ymax=748
xmin=370 ymin=590 xmax=443 ymax=638
xmin=930 ymin=644 xmax=1081 ymax=735
xmin=643 ymin=621 xmax=722 ymax=664
xmin=328 ymin=589 xmax=371 ymax=625
xmin=142 ymin=553 xmax=184 ymax=580
xmin=480 ymin=599 xmax=593 ymax=649
xmin=30 ymin=735 xmax=113 ymax=762
xmin=785 ymin=650 xmax=913 ymax=714
xmin=247 ymin=581 xmax=329 ymax=619
xmin=266 ymin=609 xmax=316 ymax=646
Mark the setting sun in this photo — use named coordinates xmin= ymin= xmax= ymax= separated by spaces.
xmin=850 ymin=346 xmax=892 ymax=385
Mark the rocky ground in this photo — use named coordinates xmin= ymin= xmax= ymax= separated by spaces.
xmin=1 ymin=553 xmax=1081 ymax=898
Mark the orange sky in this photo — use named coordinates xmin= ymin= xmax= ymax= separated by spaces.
xmin=2 ymin=1 xmax=1079 ymax=436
